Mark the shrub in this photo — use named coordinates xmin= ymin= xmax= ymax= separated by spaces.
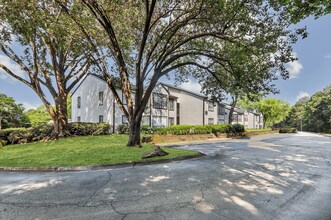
xmin=117 ymin=124 xmax=129 ymax=134
xmin=140 ymin=125 xmax=154 ymax=134
xmin=212 ymin=124 xmax=232 ymax=133
xmin=0 ymin=123 xmax=111 ymax=145
xmin=232 ymin=124 xmax=245 ymax=133
xmin=0 ymin=139 xmax=7 ymax=147
xmin=279 ymin=127 xmax=297 ymax=133
xmin=66 ymin=122 xmax=111 ymax=136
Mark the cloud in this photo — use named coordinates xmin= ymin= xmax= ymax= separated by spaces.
xmin=179 ymin=79 xmax=202 ymax=94
xmin=0 ymin=54 xmax=26 ymax=83
xmin=296 ymin=91 xmax=310 ymax=101
xmin=324 ymin=54 xmax=331 ymax=59
xmin=20 ymin=101 xmax=40 ymax=110
xmin=285 ymin=52 xmax=303 ymax=79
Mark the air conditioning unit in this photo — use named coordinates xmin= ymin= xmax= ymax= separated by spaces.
xmin=205 ymin=111 xmax=208 ymax=115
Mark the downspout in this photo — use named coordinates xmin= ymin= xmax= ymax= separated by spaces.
xmin=202 ymin=98 xmax=204 ymax=125
xmin=112 ymin=98 xmax=115 ymax=133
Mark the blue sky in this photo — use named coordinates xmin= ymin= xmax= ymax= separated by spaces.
xmin=0 ymin=14 xmax=331 ymax=110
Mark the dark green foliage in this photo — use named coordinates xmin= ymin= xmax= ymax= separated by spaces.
xmin=117 ymin=124 xmax=129 ymax=134
xmin=279 ymin=127 xmax=297 ymax=133
xmin=140 ymin=125 xmax=154 ymax=134
xmin=232 ymin=124 xmax=245 ymax=133
xmin=0 ymin=123 xmax=111 ymax=145
xmin=66 ymin=122 xmax=111 ymax=136
xmin=0 ymin=139 xmax=8 ymax=147
xmin=156 ymin=124 xmax=244 ymax=135
xmin=211 ymin=124 xmax=233 ymax=133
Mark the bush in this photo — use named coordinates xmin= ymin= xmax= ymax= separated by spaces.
xmin=0 ymin=139 xmax=7 ymax=147
xmin=117 ymin=124 xmax=129 ymax=134
xmin=66 ymin=122 xmax=111 ymax=136
xmin=212 ymin=124 xmax=233 ymax=133
xmin=0 ymin=123 xmax=111 ymax=145
xmin=232 ymin=124 xmax=245 ymax=133
xmin=279 ymin=127 xmax=297 ymax=133
xmin=140 ymin=125 xmax=154 ymax=134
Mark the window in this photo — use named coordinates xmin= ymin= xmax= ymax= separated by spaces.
xmin=208 ymin=118 xmax=214 ymax=125
xmin=238 ymin=115 xmax=242 ymax=122
xmin=122 ymin=115 xmax=128 ymax=125
xmin=244 ymin=114 xmax=248 ymax=122
xmin=141 ymin=116 xmax=150 ymax=126
xmin=169 ymin=98 xmax=175 ymax=111
xmin=232 ymin=114 xmax=238 ymax=122
xmin=169 ymin=117 xmax=175 ymax=126
xmin=144 ymin=106 xmax=150 ymax=115
xmin=218 ymin=118 xmax=225 ymax=124
xmin=77 ymin=96 xmax=81 ymax=109
xmin=99 ymin=91 xmax=104 ymax=106
xmin=152 ymin=116 xmax=167 ymax=127
xmin=77 ymin=116 xmax=81 ymax=122
xmin=208 ymin=102 xmax=214 ymax=111
xmin=218 ymin=106 xmax=226 ymax=115
xmin=99 ymin=115 xmax=103 ymax=123
xmin=153 ymin=93 xmax=167 ymax=109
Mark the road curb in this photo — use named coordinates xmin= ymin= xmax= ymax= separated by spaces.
xmin=0 ymin=152 xmax=205 ymax=173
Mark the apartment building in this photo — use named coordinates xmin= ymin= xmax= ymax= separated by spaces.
xmin=71 ymin=74 xmax=263 ymax=132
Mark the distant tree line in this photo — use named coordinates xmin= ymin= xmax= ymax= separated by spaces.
xmin=283 ymin=85 xmax=331 ymax=133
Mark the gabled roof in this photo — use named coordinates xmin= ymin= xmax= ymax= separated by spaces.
xmin=160 ymin=82 xmax=207 ymax=99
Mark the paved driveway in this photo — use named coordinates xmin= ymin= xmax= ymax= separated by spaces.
xmin=0 ymin=132 xmax=331 ymax=220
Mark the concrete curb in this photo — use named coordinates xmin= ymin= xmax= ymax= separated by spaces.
xmin=0 ymin=152 xmax=205 ymax=173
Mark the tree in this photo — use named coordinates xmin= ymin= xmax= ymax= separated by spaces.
xmin=238 ymin=97 xmax=291 ymax=128
xmin=198 ymin=43 xmax=283 ymax=124
xmin=0 ymin=0 xmax=93 ymax=137
xmin=58 ymin=0 xmax=304 ymax=146
xmin=285 ymin=96 xmax=309 ymax=130
xmin=303 ymin=85 xmax=331 ymax=133
xmin=0 ymin=94 xmax=30 ymax=129
xmin=25 ymin=105 xmax=52 ymax=127
xmin=278 ymin=0 xmax=331 ymax=24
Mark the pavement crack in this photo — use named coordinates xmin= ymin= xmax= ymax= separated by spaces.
xmin=110 ymin=202 xmax=127 ymax=220
xmin=85 ymin=171 xmax=112 ymax=206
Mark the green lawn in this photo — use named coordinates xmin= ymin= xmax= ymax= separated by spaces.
xmin=0 ymin=135 xmax=199 ymax=167
xmin=245 ymin=128 xmax=272 ymax=133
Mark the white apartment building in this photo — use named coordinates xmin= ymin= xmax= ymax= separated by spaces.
xmin=71 ymin=74 xmax=263 ymax=132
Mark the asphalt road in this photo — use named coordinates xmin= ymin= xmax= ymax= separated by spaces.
xmin=0 ymin=132 xmax=331 ymax=220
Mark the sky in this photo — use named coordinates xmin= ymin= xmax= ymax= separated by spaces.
xmin=0 ymin=14 xmax=331 ymax=110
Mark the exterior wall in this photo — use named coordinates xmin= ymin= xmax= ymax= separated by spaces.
xmin=205 ymin=101 xmax=218 ymax=125
xmin=167 ymin=87 xmax=204 ymax=125
xmin=72 ymin=75 xmax=113 ymax=125
xmin=72 ymin=74 xmax=265 ymax=131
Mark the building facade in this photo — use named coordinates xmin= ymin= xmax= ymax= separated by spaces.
xmin=72 ymin=74 xmax=264 ymax=132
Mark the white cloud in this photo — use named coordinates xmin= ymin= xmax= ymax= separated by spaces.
xmin=0 ymin=54 xmax=26 ymax=83
xmin=296 ymin=91 xmax=310 ymax=101
xmin=20 ymin=101 xmax=40 ymax=110
xmin=286 ymin=52 xmax=303 ymax=79
xmin=179 ymin=79 xmax=202 ymax=94
xmin=324 ymin=54 xmax=331 ymax=59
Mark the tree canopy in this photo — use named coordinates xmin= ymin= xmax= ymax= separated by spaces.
xmin=57 ymin=0 xmax=305 ymax=146
xmin=238 ymin=97 xmax=291 ymax=128
xmin=0 ymin=0 xmax=94 ymax=137
xmin=0 ymin=94 xmax=29 ymax=130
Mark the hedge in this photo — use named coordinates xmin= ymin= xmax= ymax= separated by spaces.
xmin=0 ymin=122 xmax=111 ymax=145
xmin=155 ymin=124 xmax=245 ymax=135
xmin=279 ymin=127 xmax=297 ymax=133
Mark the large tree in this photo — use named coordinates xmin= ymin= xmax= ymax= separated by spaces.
xmin=58 ymin=0 xmax=304 ymax=146
xmin=197 ymin=43 xmax=283 ymax=124
xmin=303 ymin=85 xmax=331 ymax=133
xmin=0 ymin=94 xmax=29 ymax=130
xmin=0 ymin=0 xmax=93 ymax=137
xmin=238 ymin=97 xmax=291 ymax=128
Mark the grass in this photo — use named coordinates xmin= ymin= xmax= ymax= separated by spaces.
xmin=0 ymin=135 xmax=199 ymax=167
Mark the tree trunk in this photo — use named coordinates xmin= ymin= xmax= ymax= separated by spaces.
xmin=127 ymin=116 xmax=142 ymax=147
xmin=48 ymin=95 xmax=69 ymax=139
xmin=0 ymin=116 xmax=2 ymax=130
xmin=228 ymin=96 xmax=238 ymax=124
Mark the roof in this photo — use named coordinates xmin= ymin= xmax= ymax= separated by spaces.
xmin=160 ymin=82 xmax=207 ymax=99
